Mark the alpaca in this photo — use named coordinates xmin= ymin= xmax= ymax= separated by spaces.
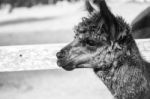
xmin=132 ymin=7 xmax=150 ymax=39
xmin=56 ymin=0 xmax=150 ymax=99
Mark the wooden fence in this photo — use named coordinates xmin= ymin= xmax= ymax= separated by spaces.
xmin=0 ymin=39 xmax=149 ymax=72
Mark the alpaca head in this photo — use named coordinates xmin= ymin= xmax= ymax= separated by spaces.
xmin=56 ymin=0 xmax=131 ymax=71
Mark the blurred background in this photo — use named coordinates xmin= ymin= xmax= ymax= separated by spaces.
xmin=0 ymin=0 xmax=150 ymax=46
xmin=0 ymin=0 xmax=150 ymax=99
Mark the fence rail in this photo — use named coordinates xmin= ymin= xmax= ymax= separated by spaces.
xmin=0 ymin=39 xmax=149 ymax=72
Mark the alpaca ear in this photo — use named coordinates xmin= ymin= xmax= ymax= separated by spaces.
xmin=85 ymin=0 xmax=100 ymax=14
xmin=87 ymin=0 xmax=128 ymax=42
xmin=86 ymin=0 xmax=116 ymax=38
xmin=98 ymin=1 xmax=119 ymax=42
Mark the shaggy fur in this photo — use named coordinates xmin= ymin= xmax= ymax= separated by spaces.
xmin=56 ymin=0 xmax=150 ymax=99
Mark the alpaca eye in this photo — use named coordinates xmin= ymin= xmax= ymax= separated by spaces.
xmin=93 ymin=0 xmax=97 ymax=3
xmin=86 ymin=40 xmax=96 ymax=46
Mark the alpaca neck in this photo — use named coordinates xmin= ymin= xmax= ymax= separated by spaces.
xmin=94 ymin=41 xmax=150 ymax=99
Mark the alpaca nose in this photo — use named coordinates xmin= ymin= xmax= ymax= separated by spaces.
xmin=56 ymin=51 xmax=66 ymax=59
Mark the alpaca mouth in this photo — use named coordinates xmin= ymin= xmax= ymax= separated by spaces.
xmin=57 ymin=59 xmax=75 ymax=71
xmin=57 ymin=58 xmax=90 ymax=71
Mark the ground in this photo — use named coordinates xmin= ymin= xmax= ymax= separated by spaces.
xmin=0 ymin=69 xmax=112 ymax=99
